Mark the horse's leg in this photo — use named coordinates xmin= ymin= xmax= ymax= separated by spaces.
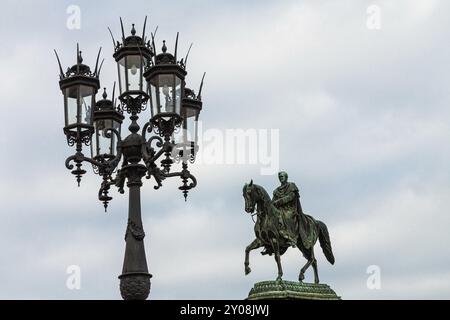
xmin=299 ymin=248 xmax=313 ymax=282
xmin=272 ymin=239 xmax=283 ymax=281
xmin=245 ymin=239 xmax=262 ymax=275
xmin=311 ymin=249 xmax=319 ymax=284
xmin=310 ymin=226 xmax=320 ymax=284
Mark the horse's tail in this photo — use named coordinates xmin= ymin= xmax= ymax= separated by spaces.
xmin=317 ymin=220 xmax=335 ymax=265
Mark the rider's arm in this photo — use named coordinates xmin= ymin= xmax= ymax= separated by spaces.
xmin=276 ymin=192 xmax=296 ymax=205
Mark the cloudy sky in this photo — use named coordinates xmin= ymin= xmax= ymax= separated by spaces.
xmin=0 ymin=0 xmax=449 ymax=299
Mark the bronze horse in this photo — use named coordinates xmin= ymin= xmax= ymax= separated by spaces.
xmin=243 ymin=180 xmax=335 ymax=283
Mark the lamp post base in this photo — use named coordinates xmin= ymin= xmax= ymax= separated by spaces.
xmin=119 ymin=272 xmax=152 ymax=300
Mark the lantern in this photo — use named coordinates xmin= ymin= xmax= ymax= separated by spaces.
xmin=91 ymin=88 xmax=124 ymax=162
xmin=57 ymin=45 xmax=100 ymax=145
xmin=145 ymin=40 xmax=187 ymax=130
xmin=174 ymin=87 xmax=203 ymax=162
xmin=113 ymin=22 xmax=153 ymax=105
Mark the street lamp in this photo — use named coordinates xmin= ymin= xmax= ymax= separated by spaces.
xmin=172 ymin=76 xmax=205 ymax=165
xmin=55 ymin=44 xmax=101 ymax=185
xmin=55 ymin=17 xmax=205 ymax=300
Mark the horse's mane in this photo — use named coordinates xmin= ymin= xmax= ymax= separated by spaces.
xmin=254 ymin=184 xmax=271 ymax=204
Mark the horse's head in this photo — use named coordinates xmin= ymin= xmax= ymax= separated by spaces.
xmin=243 ymin=180 xmax=257 ymax=213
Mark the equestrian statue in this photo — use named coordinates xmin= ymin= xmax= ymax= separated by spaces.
xmin=242 ymin=171 xmax=335 ymax=283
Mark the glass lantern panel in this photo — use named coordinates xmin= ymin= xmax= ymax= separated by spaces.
xmin=111 ymin=120 xmax=121 ymax=156
xmin=148 ymin=83 xmax=154 ymax=118
xmin=101 ymin=120 xmax=113 ymax=155
xmin=174 ymin=77 xmax=182 ymax=115
xmin=79 ymin=85 xmax=94 ymax=125
xmin=126 ymin=55 xmax=145 ymax=92
xmin=93 ymin=119 xmax=111 ymax=157
xmin=93 ymin=118 xmax=122 ymax=158
xmin=184 ymin=105 xmax=199 ymax=118
xmin=117 ymin=57 xmax=127 ymax=95
xmin=185 ymin=116 xmax=198 ymax=145
xmin=158 ymin=74 xmax=177 ymax=114
xmin=65 ymin=86 xmax=78 ymax=126
xmin=149 ymin=77 xmax=160 ymax=116
xmin=172 ymin=123 xmax=183 ymax=145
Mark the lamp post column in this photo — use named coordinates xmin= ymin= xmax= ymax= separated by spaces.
xmin=119 ymin=163 xmax=152 ymax=300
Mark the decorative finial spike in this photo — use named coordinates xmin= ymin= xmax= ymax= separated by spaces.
xmin=151 ymin=26 xmax=159 ymax=56
xmin=174 ymin=32 xmax=179 ymax=61
xmin=94 ymin=47 xmax=102 ymax=76
xmin=76 ymin=43 xmax=80 ymax=73
xmin=142 ymin=16 xmax=148 ymax=40
xmin=54 ymin=50 xmax=65 ymax=78
xmin=97 ymin=59 xmax=105 ymax=77
xmin=103 ymin=88 xmax=107 ymax=99
xmin=131 ymin=23 xmax=136 ymax=36
xmin=112 ymin=82 xmax=116 ymax=104
xmin=162 ymin=40 xmax=167 ymax=53
xmin=120 ymin=17 xmax=125 ymax=42
xmin=78 ymin=50 xmax=83 ymax=64
xmin=184 ymin=43 xmax=193 ymax=69
xmin=198 ymin=72 xmax=206 ymax=100
xmin=107 ymin=27 xmax=116 ymax=48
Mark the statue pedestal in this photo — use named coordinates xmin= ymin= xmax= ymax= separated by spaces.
xmin=247 ymin=280 xmax=341 ymax=300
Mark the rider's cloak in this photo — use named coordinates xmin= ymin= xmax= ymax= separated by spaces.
xmin=273 ymin=182 xmax=316 ymax=250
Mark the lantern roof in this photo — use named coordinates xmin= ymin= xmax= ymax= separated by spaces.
xmin=55 ymin=44 xmax=102 ymax=90
xmin=55 ymin=44 xmax=103 ymax=80
xmin=96 ymin=88 xmax=114 ymax=110
xmin=152 ymin=33 xmax=189 ymax=69
xmin=94 ymin=87 xmax=124 ymax=123
xmin=144 ymin=36 xmax=189 ymax=81
xmin=184 ymin=73 xmax=206 ymax=103
xmin=110 ymin=17 xmax=153 ymax=61
xmin=154 ymin=41 xmax=177 ymax=65
xmin=184 ymin=88 xmax=199 ymax=101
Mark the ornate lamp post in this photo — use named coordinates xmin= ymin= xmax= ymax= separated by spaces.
xmin=55 ymin=18 xmax=205 ymax=300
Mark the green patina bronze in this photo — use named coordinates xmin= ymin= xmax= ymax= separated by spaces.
xmin=247 ymin=280 xmax=340 ymax=300
xmin=242 ymin=172 xmax=340 ymax=299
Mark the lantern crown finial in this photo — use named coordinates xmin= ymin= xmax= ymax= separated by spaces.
xmin=68 ymin=47 xmax=90 ymax=76
xmin=153 ymin=39 xmax=180 ymax=65
xmin=131 ymin=23 xmax=136 ymax=36
xmin=95 ymin=87 xmax=117 ymax=111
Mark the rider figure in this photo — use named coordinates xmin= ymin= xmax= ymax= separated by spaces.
xmin=272 ymin=171 xmax=301 ymax=247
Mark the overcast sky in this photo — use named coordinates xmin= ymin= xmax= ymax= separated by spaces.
xmin=0 ymin=0 xmax=449 ymax=299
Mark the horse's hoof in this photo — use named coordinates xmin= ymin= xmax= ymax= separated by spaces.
xmin=276 ymin=276 xmax=283 ymax=282
xmin=299 ymin=274 xmax=305 ymax=282
xmin=245 ymin=267 xmax=251 ymax=275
